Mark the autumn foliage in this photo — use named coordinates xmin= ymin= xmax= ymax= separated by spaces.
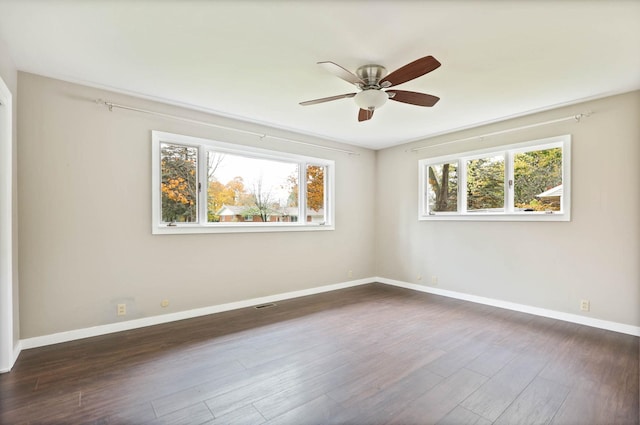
xmin=286 ymin=165 xmax=325 ymax=211
xmin=161 ymin=145 xmax=197 ymax=222
xmin=162 ymin=145 xmax=326 ymax=223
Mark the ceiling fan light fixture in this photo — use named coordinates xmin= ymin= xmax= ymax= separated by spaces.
xmin=354 ymin=89 xmax=388 ymax=110
xmin=301 ymin=56 xmax=441 ymax=121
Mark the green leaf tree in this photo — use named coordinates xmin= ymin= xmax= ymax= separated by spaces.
xmin=428 ymin=163 xmax=458 ymax=211
xmin=466 ymin=157 xmax=505 ymax=210
xmin=514 ymin=148 xmax=562 ymax=210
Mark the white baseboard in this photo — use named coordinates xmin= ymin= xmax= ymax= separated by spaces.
xmin=19 ymin=276 xmax=640 ymax=353
xmin=12 ymin=341 xmax=21 ymax=368
xmin=20 ymin=278 xmax=372 ymax=350
xmin=377 ymin=277 xmax=640 ymax=337
xmin=0 ymin=341 xmax=21 ymax=374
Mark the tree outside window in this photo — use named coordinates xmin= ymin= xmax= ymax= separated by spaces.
xmin=161 ymin=144 xmax=197 ymax=223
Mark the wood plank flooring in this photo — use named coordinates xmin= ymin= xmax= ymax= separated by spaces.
xmin=1 ymin=283 xmax=638 ymax=424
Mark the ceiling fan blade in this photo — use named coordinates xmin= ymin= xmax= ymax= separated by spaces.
xmin=300 ymin=93 xmax=357 ymax=106
xmin=387 ymin=90 xmax=440 ymax=107
xmin=380 ymin=56 xmax=441 ymax=87
xmin=318 ymin=61 xmax=364 ymax=86
xmin=358 ymin=108 xmax=374 ymax=122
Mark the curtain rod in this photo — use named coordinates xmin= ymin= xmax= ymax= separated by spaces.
xmin=95 ymin=99 xmax=359 ymax=156
xmin=409 ymin=112 xmax=592 ymax=152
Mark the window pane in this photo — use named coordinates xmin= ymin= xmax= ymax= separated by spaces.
xmin=427 ymin=162 xmax=458 ymax=212
xmin=467 ymin=155 xmax=505 ymax=212
xmin=514 ymin=147 xmax=562 ymax=212
xmin=160 ymin=143 xmax=198 ymax=223
xmin=206 ymin=151 xmax=298 ymax=223
xmin=306 ymin=164 xmax=326 ymax=223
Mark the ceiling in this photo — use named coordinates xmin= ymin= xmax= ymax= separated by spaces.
xmin=0 ymin=1 xmax=639 ymax=150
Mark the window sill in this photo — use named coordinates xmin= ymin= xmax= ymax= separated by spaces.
xmin=152 ymin=223 xmax=335 ymax=235
xmin=419 ymin=213 xmax=570 ymax=222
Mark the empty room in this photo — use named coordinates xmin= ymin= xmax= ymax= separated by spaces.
xmin=0 ymin=1 xmax=638 ymax=424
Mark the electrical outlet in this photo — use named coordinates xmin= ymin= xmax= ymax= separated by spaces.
xmin=348 ymin=270 xmax=353 ymax=278
xmin=161 ymin=299 xmax=169 ymax=308
xmin=431 ymin=276 xmax=438 ymax=285
xmin=580 ymin=299 xmax=590 ymax=312
xmin=117 ymin=303 xmax=126 ymax=316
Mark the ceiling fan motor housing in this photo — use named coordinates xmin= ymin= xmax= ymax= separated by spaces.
xmin=356 ymin=64 xmax=387 ymax=88
xmin=354 ymin=65 xmax=389 ymax=110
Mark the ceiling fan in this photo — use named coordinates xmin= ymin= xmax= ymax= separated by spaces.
xmin=300 ymin=55 xmax=441 ymax=122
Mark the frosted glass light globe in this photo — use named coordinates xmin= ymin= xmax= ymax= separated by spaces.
xmin=354 ymin=89 xmax=388 ymax=110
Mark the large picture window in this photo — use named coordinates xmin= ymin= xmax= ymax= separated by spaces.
xmin=419 ymin=135 xmax=570 ymax=221
xmin=152 ymin=131 xmax=334 ymax=234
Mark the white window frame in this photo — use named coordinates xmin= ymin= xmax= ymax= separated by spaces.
xmin=152 ymin=131 xmax=335 ymax=234
xmin=419 ymin=135 xmax=571 ymax=221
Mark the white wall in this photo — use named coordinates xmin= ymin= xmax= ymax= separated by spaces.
xmin=15 ymin=71 xmax=640 ymax=341
xmin=376 ymin=91 xmax=640 ymax=327
xmin=17 ymin=73 xmax=376 ymax=338
xmin=0 ymin=35 xmax=19 ymax=370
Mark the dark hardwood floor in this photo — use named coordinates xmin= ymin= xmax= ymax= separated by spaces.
xmin=1 ymin=283 xmax=638 ymax=424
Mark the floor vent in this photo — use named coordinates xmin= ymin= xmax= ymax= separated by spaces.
xmin=254 ymin=303 xmax=276 ymax=309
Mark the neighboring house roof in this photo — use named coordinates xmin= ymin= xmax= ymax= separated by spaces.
xmin=537 ymin=184 xmax=563 ymax=198
xmin=283 ymin=207 xmax=297 ymax=216
xmin=216 ymin=205 xmax=248 ymax=216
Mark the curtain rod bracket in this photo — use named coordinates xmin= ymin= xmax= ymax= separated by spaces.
xmin=575 ymin=111 xmax=593 ymax=122
xmin=96 ymin=99 xmax=113 ymax=111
